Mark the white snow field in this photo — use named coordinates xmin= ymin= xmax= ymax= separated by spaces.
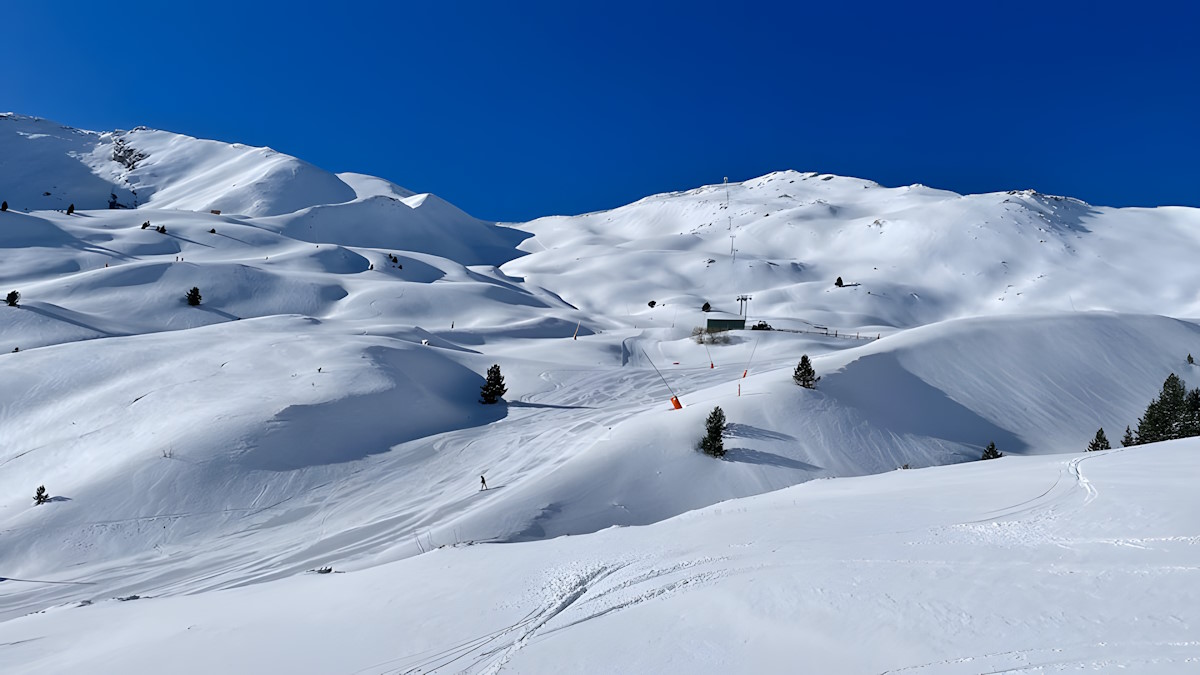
xmin=1 ymin=113 xmax=1198 ymax=672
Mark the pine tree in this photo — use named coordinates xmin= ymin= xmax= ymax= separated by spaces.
xmin=981 ymin=441 xmax=1003 ymax=460
xmin=835 ymin=276 xmax=844 ymax=287
xmin=1121 ymin=425 xmax=1136 ymax=447
xmin=1188 ymin=353 xmax=1195 ymax=365
xmin=792 ymin=354 xmax=820 ymax=389
xmin=479 ymin=364 xmax=507 ymax=404
xmin=185 ymin=287 xmax=202 ymax=306
xmin=699 ymin=406 xmax=727 ymax=457
xmin=1136 ymin=373 xmax=1189 ymax=444
xmin=5 ymin=290 xmax=18 ymax=307
xmin=1 ymin=200 xmax=7 ymax=211
xmin=1184 ymin=387 xmax=1200 ymax=438
xmin=33 ymin=485 xmax=49 ymax=505
xmin=67 ymin=204 xmax=75 ymax=215
xmin=1086 ymin=427 xmax=1111 ymax=452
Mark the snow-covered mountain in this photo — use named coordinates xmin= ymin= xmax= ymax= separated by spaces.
xmin=1 ymin=113 xmax=1197 ymax=672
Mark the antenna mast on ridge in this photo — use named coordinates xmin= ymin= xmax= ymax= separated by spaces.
xmin=724 ymin=177 xmax=732 ymax=231
xmin=725 ymin=176 xmax=735 ymax=259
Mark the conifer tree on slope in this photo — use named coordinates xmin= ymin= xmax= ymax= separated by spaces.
xmin=1136 ymin=373 xmax=1189 ymax=444
xmin=1086 ymin=427 xmax=1111 ymax=452
xmin=699 ymin=406 xmax=727 ymax=458
xmin=1184 ymin=387 xmax=1200 ymax=438
xmin=793 ymin=355 xmax=820 ymax=389
xmin=479 ymin=364 xmax=507 ymax=404
xmin=1121 ymin=425 xmax=1136 ymax=447
xmin=981 ymin=441 xmax=1003 ymax=460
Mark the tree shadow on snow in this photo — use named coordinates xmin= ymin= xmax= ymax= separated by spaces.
xmin=197 ymin=305 xmax=240 ymax=321
xmin=722 ymin=447 xmax=823 ymax=471
xmin=213 ymin=232 xmax=252 ymax=245
xmin=724 ymin=423 xmax=796 ymax=442
xmin=507 ymin=401 xmax=593 ymax=410
xmin=21 ymin=304 xmax=123 ymax=338
xmin=163 ymin=232 xmax=214 ymax=248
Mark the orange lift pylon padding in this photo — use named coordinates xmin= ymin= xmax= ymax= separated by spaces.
xmin=670 ymin=396 xmax=683 ymax=410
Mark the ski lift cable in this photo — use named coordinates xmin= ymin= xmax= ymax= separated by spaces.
xmin=743 ymin=338 xmax=759 ymax=373
xmin=640 ymin=348 xmax=678 ymax=397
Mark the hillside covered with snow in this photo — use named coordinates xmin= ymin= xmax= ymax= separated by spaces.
xmin=1 ymin=113 xmax=1198 ymax=672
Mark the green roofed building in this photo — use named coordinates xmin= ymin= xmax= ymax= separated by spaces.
xmin=705 ymin=318 xmax=746 ymax=332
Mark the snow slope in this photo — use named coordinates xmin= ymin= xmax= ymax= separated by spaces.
xmin=507 ymin=171 xmax=1200 ymax=329
xmin=2 ymin=442 xmax=1196 ymax=673
xmin=2 ymin=115 xmax=1199 ymax=672
xmin=0 ymin=113 xmax=355 ymax=215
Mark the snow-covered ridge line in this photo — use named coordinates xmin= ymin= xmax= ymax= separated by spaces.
xmin=2 ymin=111 xmax=1199 ymax=673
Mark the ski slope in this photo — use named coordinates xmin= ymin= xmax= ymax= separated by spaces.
xmin=2 ymin=442 xmax=1197 ymax=673
xmin=1 ymin=113 xmax=1198 ymax=672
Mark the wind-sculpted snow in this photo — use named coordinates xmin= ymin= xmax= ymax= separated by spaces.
xmin=1 ymin=115 xmax=1199 ymax=672
xmin=1 ymin=443 xmax=1196 ymax=673
xmin=0 ymin=114 xmax=356 ymax=215
xmin=508 ymin=170 xmax=1200 ymax=326
xmin=258 ymin=193 xmax=530 ymax=265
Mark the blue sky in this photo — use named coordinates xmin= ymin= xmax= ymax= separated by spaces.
xmin=5 ymin=1 xmax=1198 ymax=221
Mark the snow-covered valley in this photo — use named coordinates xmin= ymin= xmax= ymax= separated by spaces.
xmin=1 ymin=113 xmax=1198 ymax=672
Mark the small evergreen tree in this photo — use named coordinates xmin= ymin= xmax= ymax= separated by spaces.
xmin=185 ymin=287 xmax=202 ymax=306
xmin=701 ymin=302 xmax=711 ymax=312
xmin=1136 ymin=373 xmax=1189 ymax=444
xmin=1 ymin=200 xmax=7 ymax=211
xmin=141 ymin=221 xmax=150 ymax=229
xmin=647 ymin=300 xmax=656 ymax=308
xmin=792 ymin=354 xmax=820 ymax=389
xmin=33 ymin=485 xmax=49 ymax=505
xmin=699 ymin=406 xmax=727 ymax=457
xmin=1086 ymin=427 xmax=1111 ymax=452
xmin=5 ymin=290 xmax=19 ymax=307
xmin=981 ymin=441 xmax=1003 ymax=460
xmin=479 ymin=364 xmax=507 ymax=404
xmin=1189 ymin=353 xmax=1195 ymax=365
xmin=67 ymin=204 xmax=75 ymax=215
xmin=835 ymin=276 xmax=844 ymax=287
xmin=1121 ymin=425 xmax=1136 ymax=447
xmin=1184 ymin=387 xmax=1200 ymax=438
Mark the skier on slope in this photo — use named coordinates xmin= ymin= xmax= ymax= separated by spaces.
xmin=480 ymin=475 xmax=487 ymax=491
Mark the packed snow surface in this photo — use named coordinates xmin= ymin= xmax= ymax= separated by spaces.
xmin=1 ymin=114 xmax=1198 ymax=672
